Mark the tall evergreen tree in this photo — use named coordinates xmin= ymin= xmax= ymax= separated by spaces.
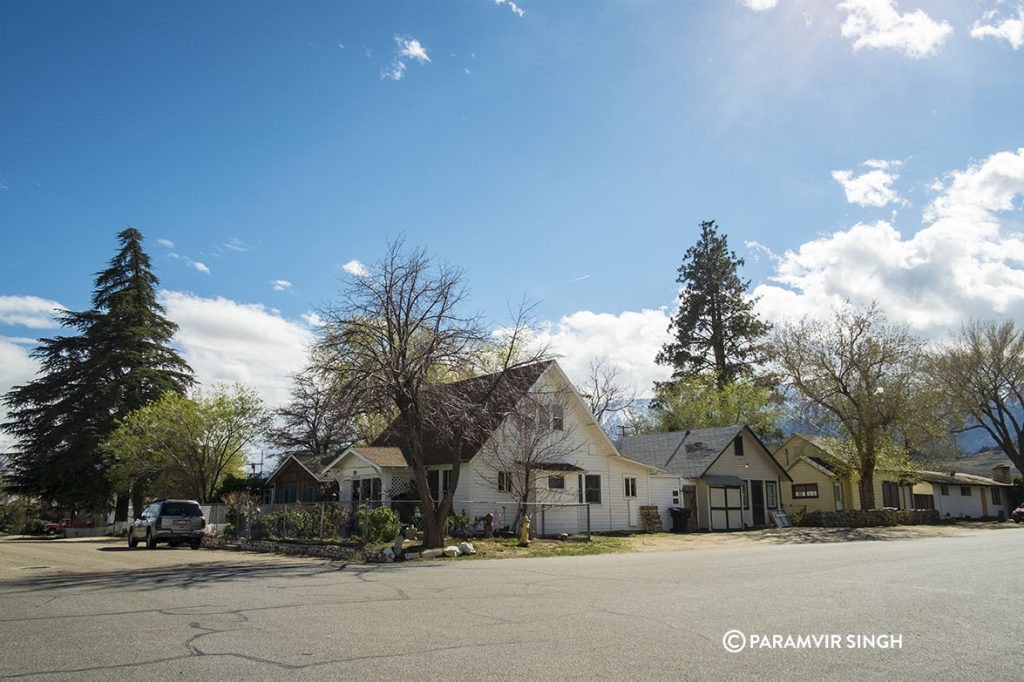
xmin=656 ymin=220 xmax=770 ymax=390
xmin=2 ymin=228 xmax=193 ymax=512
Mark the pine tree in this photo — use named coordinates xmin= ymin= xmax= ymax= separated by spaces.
xmin=2 ymin=227 xmax=193 ymax=512
xmin=656 ymin=220 xmax=770 ymax=390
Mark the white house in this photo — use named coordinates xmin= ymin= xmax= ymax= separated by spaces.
xmin=617 ymin=426 xmax=792 ymax=531
xmin=321 ymin=361 xmax=658 ymax=535
xmin=912 ymin=470 xmax=1013 ymax=519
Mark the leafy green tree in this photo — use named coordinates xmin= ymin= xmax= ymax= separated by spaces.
xmin=656 ymin=220 xmax=770 ymax=390
xmin=106 ymin=385 xmax=270 ymax=503
xmin=651 ymin=377 xmax=783 ymax=440
xmin=771 ymin=303 xmax=929 ymax=509
xmin=2 ymin=228 xmax=193 ymax=513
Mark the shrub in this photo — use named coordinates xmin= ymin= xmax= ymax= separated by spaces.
xmin=446 ymin=511 xmax=471 ymax=537
xmin=358 ymin=506 xmax=400 ymax=544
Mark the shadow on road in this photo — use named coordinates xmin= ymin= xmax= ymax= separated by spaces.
xmin=0 ymin=559 xmax=367 ymax=596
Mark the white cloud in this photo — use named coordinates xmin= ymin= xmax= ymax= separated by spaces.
xmin=301 ymin=311 xmax=324 ymax=328
xmin=754 ymin=148 xmax=1024 ymax=340
xmin=157 ymin=239 xmax=174 ymax=249
xmin=341 ymin=259 xmax=369 ymax=277
xmin=381 ymin=62 xmax=407 ymax=81
xmin=160 ymin=292 xmax=314 ymax=408
xmin=838 ymin=0 xmax=953 ymax=58
xmin=831 ymin=159 xmax=905 ymax=207
xmin=0 ymin=295 xmax=66 ymax=329
xmin=383 ymin=36 xmax=431 ymax=81
xmin=272 ymin=279 xmax=293 ymax=292
xmin=223 ymin=238 xmax=254 ymax=253
xmin=494 ymin=0 xmax=526 ymax=17
xmin=191 ymin=261 xmax=211 ymax=274
xmin=533 ymin=309 xmax=673 ymax=396
xmin=971 ymin=6 xmax=1024 ymax=49
xmin=0 ymin=336 xmax=39 ymax=453
xmin=397 ymin=37 xmax=430 ymax=63
xmin=739 ymin=0 xmax=779 ymax=11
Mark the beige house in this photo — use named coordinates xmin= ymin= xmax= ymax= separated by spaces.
xmin=617 ymin=426 xmax=791 ymax=531
xmin=773 ymin=435 xmax=915 ymax=514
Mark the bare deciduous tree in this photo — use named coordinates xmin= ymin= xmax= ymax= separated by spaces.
xmin=476 ymin=387 xmax=584 ymax=534
xmin=314 ymin=240 xmax=548 ymax=548
xmin=268 ymin=364 xmax=356 ymax=466
xmin=576 ymin=358 xmax=636 ymax=428
xmin=929 ymin=320 xmax=1024 ymax=474
xmin=771 ymin=302 xmax=926 ymax=509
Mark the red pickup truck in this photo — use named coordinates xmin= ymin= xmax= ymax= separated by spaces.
xmin=42 ymin=519 xmax=91 ymax=535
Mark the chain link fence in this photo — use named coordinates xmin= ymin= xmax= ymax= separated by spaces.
xmin=204 ymin=498 xmax=592 ymax=542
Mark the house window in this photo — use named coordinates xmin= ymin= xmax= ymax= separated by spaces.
xmin=992 ymin=488 xmax=1002 ymax=505
xmin=741 ymin=481 xmax=749 ymax=509
xmin=427 ymin=469 xmax=451 ymax=500
xmin=578 ymin=474 xmax=601 ymax=504
xmin=792 ymin=483 xmax=819 ymax=499
xmin=551 ymin=405 xmax=564 ymax=431
xmin=548 ymin=475 xmax=565 ymax=490
xmin=538 ymin=404 xmax=565 ymax=431
xmin=734 ymin=435 xmax=745 ymax=457
xmin=498 ymin=471 xmax=513 ymax=493
xmin=766 ymin=481 xmax=778 ymax=509
xmin=940 ymin=485 xmax=949 ymax=496
xmin=960 ymin=486 xmax=971 ymax=497
xmin=624 ymin=477 xmax=637 ymax=498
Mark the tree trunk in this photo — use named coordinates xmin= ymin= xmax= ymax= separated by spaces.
xmin=113 ymin=494 xmax=129 ymax=523
xmin=131 ymin=486 xmax=145 ymax=519
xmin=859 ymin=469 xmax=876 ymax=510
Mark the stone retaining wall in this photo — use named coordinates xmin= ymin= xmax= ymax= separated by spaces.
xmin=203 ymin=536 xmax=366 ymax=561
xmin=800 ymin=509 xmax=940 ymax=528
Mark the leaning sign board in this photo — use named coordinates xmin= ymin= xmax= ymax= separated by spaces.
xmin=770 ymin=510 xmax=792 ymax=528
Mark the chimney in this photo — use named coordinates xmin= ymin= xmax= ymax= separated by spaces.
xmin=992 ymin=464 xmax=1012 ymax=484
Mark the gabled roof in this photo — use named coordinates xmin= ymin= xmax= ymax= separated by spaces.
xmin=351 ymin=446 xmax=408 ymax=469
xmin=267 ymin=453 xmax=333 ymax=484
xmin=916 ymin=470 xmax=1012 ymax=487
xmin=372 ymin=361 xmax=554 ymax=467
xmin=617 ymin=425 xmax=790 ymax=480
xmin=799 ymin=456 xmax=839 ymax=478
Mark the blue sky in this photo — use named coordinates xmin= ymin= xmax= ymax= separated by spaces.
xmin=2 ymin=0 xmax=1024 ymax=431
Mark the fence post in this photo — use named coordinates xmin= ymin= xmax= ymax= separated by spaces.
xmin=586 ymin=503 xmax=591 ymax=540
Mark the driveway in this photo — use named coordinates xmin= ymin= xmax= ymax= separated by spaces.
xmin=0 ymin=531 xmax=1020 ymax=680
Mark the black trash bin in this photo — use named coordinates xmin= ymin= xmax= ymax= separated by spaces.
xmin=669 ymin=507 xmax=691 ymax=533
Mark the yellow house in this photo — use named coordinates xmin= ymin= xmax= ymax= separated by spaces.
xmin=773 ymin=435 xmax=915 ymax=514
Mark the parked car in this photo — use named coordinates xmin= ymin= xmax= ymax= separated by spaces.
xmin=1012 ymin=503 xmax=1024 ymax=524
xmin=129 ymin=499 xmax=206 ymax=549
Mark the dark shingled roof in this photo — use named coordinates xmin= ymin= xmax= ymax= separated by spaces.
xmin=915 ymin=470 xmax=1012 ymax=487
xmin=616 ymin=426 xmax=746 ymax=478
xmin=373 ymin=361 xmax=553 ymax=467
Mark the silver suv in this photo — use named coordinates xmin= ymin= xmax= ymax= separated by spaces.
xmin=128 ymin=499 xmax=206 ymax=549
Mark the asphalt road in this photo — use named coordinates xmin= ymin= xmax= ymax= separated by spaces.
xmin=1 ymin=529 xmax=1021 ymax=681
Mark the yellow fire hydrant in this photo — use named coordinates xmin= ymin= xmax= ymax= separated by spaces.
xmin=518 ymin=516 xmax=531 ymax=547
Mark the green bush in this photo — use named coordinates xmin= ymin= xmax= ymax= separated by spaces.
xmin=447 ymin=511 xmax=471 ymax=537
xmin=358 ymin=506 xmax=400 ymax=544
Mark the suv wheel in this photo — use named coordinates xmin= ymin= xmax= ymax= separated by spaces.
xmin=189 ymin=538 xmax=201 ymax=550
xmin=128 ymin=530 xmax=138 ymax=548
xmin=145 ymin=529 xmax=157 ymax=549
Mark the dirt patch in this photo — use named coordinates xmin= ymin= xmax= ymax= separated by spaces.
xmin=621 ymin=521 xmax=1023 ymax=552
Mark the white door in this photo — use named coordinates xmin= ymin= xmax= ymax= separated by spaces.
xmin=627 ymin=498 xmax=639 ymax=527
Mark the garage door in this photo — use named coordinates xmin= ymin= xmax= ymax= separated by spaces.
xmin=709 ymin=486 xmax=743 ymax=530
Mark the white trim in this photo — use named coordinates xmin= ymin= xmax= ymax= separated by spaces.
xmin=266 ymin=454 xmax=322 ymax=484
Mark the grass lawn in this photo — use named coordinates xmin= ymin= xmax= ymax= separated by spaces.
xmin=403 ymin=535 xmax=630 ymax=560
